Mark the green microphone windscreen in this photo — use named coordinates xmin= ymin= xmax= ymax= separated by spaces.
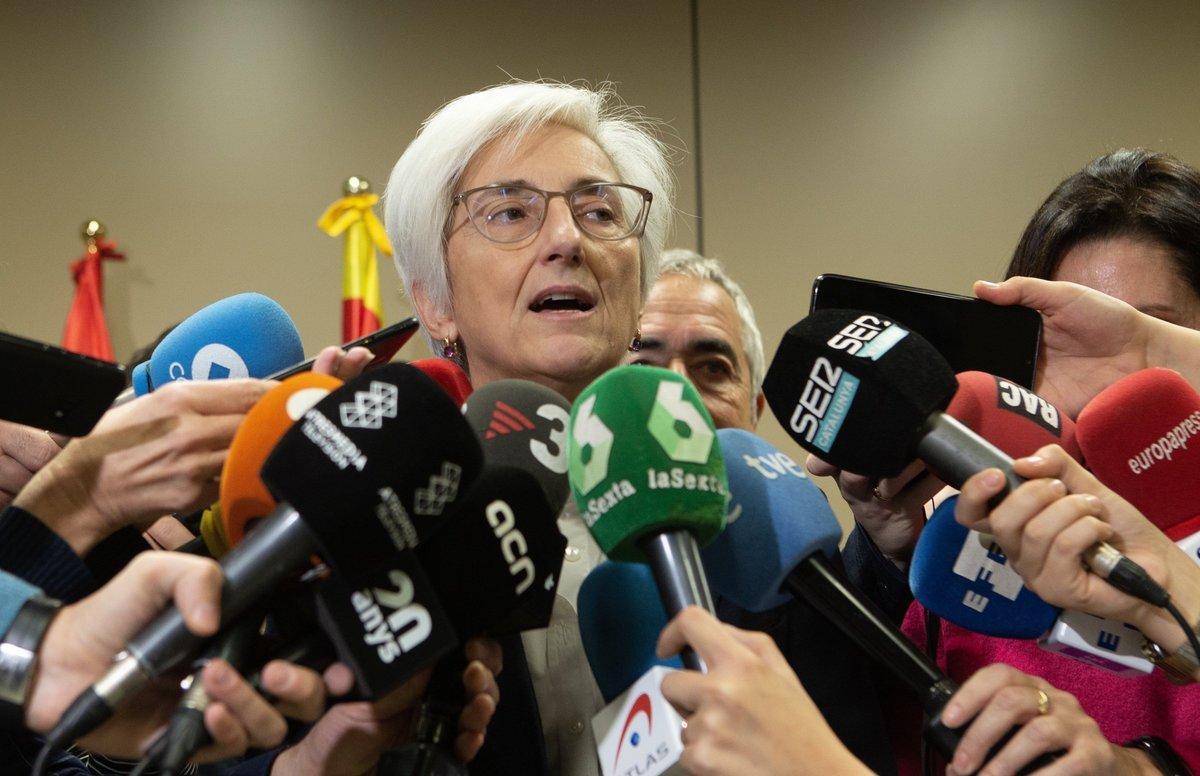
xmin=567 ymin=365 xmax=728 ymax=562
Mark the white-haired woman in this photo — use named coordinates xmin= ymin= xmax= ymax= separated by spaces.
xmin=383 ymin=81 xmax=672 ymax=776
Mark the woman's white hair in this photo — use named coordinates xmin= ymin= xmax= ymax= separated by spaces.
xmin=384 ymin=81 xmax=674 ymax=355
xmin=657 ymin=248 xmax=766 ymax=401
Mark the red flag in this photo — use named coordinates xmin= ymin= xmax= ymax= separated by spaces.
xmin=61 ymin=237 xmax=124 ymax=362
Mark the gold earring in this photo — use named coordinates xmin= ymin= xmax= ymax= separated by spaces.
xmin=628 ymin=329 xmax=642 ymax=352
xmin=442 ymin=337 xmax=458 ymax=359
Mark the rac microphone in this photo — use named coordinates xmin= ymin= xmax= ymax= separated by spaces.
xmin=762 ymin=308 xmax=1168 ymax=610
xmin=568 ymin=366 xmax=728 ymax=671
xmin=410 ymin=358 xmax=474 ymax=405
xmin=128 ymin=293 xmax=304 ymax=397
xmin=701 ymin=428 xmax=1060 ymax=771
xmin=39 ymin=364 xmax=484 ymax=753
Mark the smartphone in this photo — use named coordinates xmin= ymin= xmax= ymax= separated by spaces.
xmin=266 ymin=316 xmax=421 ymax=381
xmin=0 ymin=331 xmax=127 ymax=436
xmin=809 ymin=274 xmax=1041 ymax=387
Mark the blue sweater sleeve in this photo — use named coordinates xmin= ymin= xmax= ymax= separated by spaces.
xmin=0 ymin=506 xmax=97 ymax=603
xmin=0 ymin=568 xmax=40 ymax=636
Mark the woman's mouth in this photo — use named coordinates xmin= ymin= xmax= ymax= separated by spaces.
xmin=529 ymin=289 xmax=596 ymax=314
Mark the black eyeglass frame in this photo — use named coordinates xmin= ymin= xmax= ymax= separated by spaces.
xmin=450 ymin=182 xmax=653 ymax=243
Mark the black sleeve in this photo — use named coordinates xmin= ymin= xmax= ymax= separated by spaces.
xmin=0 ymin=506 xmax=97 ymax=603
xmin=841 ymin=524 xmax=914 ymax=625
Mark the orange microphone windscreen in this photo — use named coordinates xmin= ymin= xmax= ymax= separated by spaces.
xmin=219 ymin=372 xmax=342 ymax=548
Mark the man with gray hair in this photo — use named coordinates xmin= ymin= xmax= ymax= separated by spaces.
xmin=628 ymin=249 xmax=896 ymax=774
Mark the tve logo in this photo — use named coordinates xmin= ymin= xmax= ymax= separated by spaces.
xmin=352 ymin=569 xmax=432 ymax=664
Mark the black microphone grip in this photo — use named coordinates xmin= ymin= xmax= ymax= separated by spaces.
xmin=784 ymin=556 xmax=1061 ymax=772
xmin=638 ymin=530 xmax=715 ymax=672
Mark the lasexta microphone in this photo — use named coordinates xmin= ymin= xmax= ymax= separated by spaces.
xmin=41 ymin=364 xmax=483 ymax=751
xmin=568 ymin=366 xmax=727 ymax=670
xmin=701 ymin=428 xmax=1060 ymax=771
xmin=762 ymin=309 xmax=1167 ymax=609
xmin=578 ymin=561 xmax=683 ymax=703
xmin=129 ymin=293 xmax=303 ymax=396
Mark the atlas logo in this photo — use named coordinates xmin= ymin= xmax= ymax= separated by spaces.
xmin=571 ymin=394 xmax=615 ymax=494
xmin=826 ymin=314 xmax=908 ymax=361
xmin=613 ymin=693 xmax=658 ymax=774
xmin=485 ymin=401 xmax=570 ymax=475
xmin=352 ymin=569 xmax=432 ymax=664
xmin=168 ymin=343 xmax=249 ymax=381
xmin=647 ymin=381 xmax=714 ymax=463
xmin=994 ymin=377 xmax=1061 ymax=435
xmin=486 ymin=499 xmax=535 ymax=595
xmin=340 ymin=381 xmax=399 ymax=429
xmin=413 ymin=462 xmax=462 ymax=516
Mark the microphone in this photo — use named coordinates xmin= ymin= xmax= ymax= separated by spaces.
xmin=762 ymin=308 xmax=1169 ymax=609
xmin=129 ymin=293 xmax=304 ymax=396
xmin=701 ymin=428 xmax=1060 ymax=770
xmin=567 ymin=365 xmax=728 ymax=671
xmin=410 ymin=358 xmax=474 ymax=405
xmin=578 ymin=560 xmax=683 ymax=703
xmin=40 ymin=364 xmax=484 ymax=750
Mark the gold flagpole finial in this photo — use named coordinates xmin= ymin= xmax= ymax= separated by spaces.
xmin=81 ymin=220 xmax=106 ymax=245
xmin=343 ymin=176 xmax=371 ymax=196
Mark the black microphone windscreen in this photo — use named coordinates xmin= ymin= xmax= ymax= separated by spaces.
xmin=463 ymin=379 xmax=571 ymax=512
xmin=417 ymin=466 xmax=567 ymax=637
xmin=261 ymin=363 xmax=484 ymax=575
xmin=763 ymin=308 xmax=957 ymax=476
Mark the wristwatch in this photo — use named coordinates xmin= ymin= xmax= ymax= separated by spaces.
xmin=1123 ymin=736 xmax=1193 ymax=776
xmin=1141 ymin=626 xmax=1200 ymax=685
xmin=0 ymin=594 xmax=62 ymax=728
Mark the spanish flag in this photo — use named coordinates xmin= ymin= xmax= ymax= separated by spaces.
xmin=62 ymin=224 xmax=124 ymax=362
xmin=318 ymin=181 xmax=392 ymax=341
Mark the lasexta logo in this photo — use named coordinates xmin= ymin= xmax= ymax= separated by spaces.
xmin=570 ymin=394 xmax=614 ymax=494
xmin=647 ymin=381 xmax=714 ymax=463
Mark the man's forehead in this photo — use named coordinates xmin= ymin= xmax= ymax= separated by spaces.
xmin=640 ymin=275 xmax=744 ymax=358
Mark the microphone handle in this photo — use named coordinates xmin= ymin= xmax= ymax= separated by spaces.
xmin=638 ymin=530 xmax=715 ymax=672
xmin=785 ymin=555 xmax=1061 ymax=771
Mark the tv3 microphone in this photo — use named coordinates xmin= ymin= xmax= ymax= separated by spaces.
xmin=41 ymin=364 xmax=485 ymax=750
xmin=578 ymin=561 xmax=688 ymax=776
xmin=762 ymin=308 xmax=1169 ymax=610
xmin=702 ymin=428 xmax=1061 ymax=772
xmin=568 ymin=365 xmax=728 ymax=671
xmin=126 ymin=293 xmax=304 ymax=399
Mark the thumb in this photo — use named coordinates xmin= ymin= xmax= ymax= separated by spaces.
xmin=82 ymin=553 xmax=223 ymax=641
xmin=973 ymin=276 xmax=1086 ymax=312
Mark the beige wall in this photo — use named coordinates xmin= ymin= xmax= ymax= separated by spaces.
xmin=5 ymin=1 xmax=1200 ymax=529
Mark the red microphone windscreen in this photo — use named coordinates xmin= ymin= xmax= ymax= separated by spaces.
xmin=945 ymin=371 xmax=1082 ymax=461
xmin=410 ymin=358 xmax=473 ymax=405
xmin=219 ymin=372 xmax=343 ymax=547
xmin=1076 ymin=368 xmax=1200 ymax=540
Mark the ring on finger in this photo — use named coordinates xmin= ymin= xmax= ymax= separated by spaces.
xmin=871 ymin=486 xmax=891 ymax=503
xmin=1035 ymin=688 xmax=1051 ymax=716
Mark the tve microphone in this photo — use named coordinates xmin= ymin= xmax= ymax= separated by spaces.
xmin=578 ymin=561 xmax=683 ymax=703
xmin=763 ymin=308 xmax=1167 ymax=609
xmin=701 ymin=428 xmax=1060 ymax=771
xmin=41 ymin=364 xmax=484 ymax=750
xmin=130 ymin=293 xmax=304 ymax=396
xmin=568 ymin=366 xmax=727 ymax=670
xmin=219 ymin=371 xmax=343 ymax=547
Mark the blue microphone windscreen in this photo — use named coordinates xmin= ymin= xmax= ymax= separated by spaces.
xmin=702 ymin=429 xmax=842 ymax=612
xmin=577 ymin=561 xmax=683 ymax=703
xmin=145 ymin=293 xmax=303 ymax=391
xmin=131 ymin=361 xmax=151 ymax=396
xmin=909 ymin=495 xmax=1059 ymax=638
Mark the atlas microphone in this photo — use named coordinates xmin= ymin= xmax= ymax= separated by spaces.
xmin=126 ymin=293 xmax=304 ymax=398
xmin=701 ymin=428 xmax=1061 ymax=771
xmin=38 ymin=364 xmax=484 ymax=753
xmin=762 ymin=308 xmax=1169 ymax=609
xmin=567 ymin=365 xmax=728 ymax=671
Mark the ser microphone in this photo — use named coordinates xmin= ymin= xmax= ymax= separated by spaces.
xmin=568 ymin=365 xmax=728 ymax=671
xmin=701 ymin=428 xmax=1061 ymax=771
xmin=127 ymin=293 xmax=304 ymax=398
xmin=762 ymin=308 xmax=1168 ymax=610
xmin=40 ymin=364 xmax=484 ymax=753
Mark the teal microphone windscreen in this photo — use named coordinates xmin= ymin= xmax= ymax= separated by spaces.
xmin=701 ymin=429 xmax=842 ymax=612
xmin=577 ymin=561 xmax=683 ymax=702
xmin=133 ymin=292 xmax=303 ymax=394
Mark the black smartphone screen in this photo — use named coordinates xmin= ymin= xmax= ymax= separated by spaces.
xmin=0 ymin=331 xmax=127 ymax=436
xmin=265 ymin=317 xmax=421 ymax=381
xmin=810 ymin=274 xmax=1041 ymax=387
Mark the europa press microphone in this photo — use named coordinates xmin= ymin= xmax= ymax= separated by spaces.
xmin=701 ymin=428 xmax=1061 ymax=771
xmin=32 ymin=364 xmax=484 ymax=771
xmin=567 ymin=365 xmax=728 ymax=671
xmin=579 ymin=561 xmax=686 ymax=776
xmin=392 ymin=378 xmax=571 ymax=776
xmin=123 ymin=292 xmax=304 ymax=400
xmin=761 ymin=309 xmax=1171 ymax=612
